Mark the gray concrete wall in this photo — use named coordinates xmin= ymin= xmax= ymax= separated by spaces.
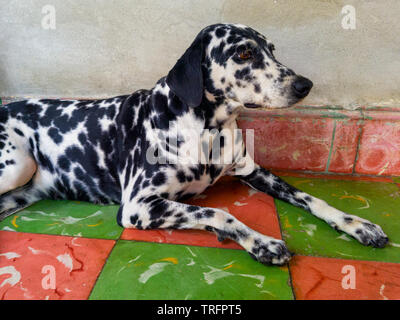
xmin=0 ymin=0 xmax=399 ymax=108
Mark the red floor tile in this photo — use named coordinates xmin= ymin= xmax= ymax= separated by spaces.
xmin=0 ymin=231 xmax=114 ymax=300
xmin=121 ymin=177 xmax=282 ymax=249
xmin=290 ymin=255 xmax=400 ymax=300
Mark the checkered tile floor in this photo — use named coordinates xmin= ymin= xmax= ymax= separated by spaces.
xmin=1 ymin=174 xmax=400 ymax=300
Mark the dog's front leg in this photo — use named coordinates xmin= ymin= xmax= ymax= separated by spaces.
xmin=235 ymin=164 xmax=389 ymax=248
xmin=117 ymin=195 xmax=292 ymax=265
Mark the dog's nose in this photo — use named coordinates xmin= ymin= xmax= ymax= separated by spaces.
xmin=292 ymin=76 xmax=313 ymax=98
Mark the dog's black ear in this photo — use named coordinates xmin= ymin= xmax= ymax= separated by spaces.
xmin=166 ymin=34 xmax=204 ymax=108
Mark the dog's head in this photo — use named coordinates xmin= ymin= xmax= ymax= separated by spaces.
xmin=167 ymin=23 xmax=313 ymax=109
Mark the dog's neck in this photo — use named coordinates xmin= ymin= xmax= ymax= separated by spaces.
xmin=199 ymin=94 xmax=241 ymax=128
xmin=150 ymin=77 xmax=241 ymax=130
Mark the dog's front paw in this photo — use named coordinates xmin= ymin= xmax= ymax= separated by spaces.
xmin=248 ymin=238 xmax=292 ymax=266
xmin=341 ymin=216 xmax=388 ymax=248
xmin=353 ymin=221 xmax=388 ymax=248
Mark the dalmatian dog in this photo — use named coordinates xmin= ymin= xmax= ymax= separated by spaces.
xmin=0 ymin=23 xmax=388 ymax=265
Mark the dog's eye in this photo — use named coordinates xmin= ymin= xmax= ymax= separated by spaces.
xmin=239 ymin=49 xmax=252 ymax=60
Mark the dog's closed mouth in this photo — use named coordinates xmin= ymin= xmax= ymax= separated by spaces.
xmin=244 ymin=103 xmax=262 ymax=108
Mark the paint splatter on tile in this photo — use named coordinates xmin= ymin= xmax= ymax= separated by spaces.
xmin=290 ymin=255 xmax=400 ymax=300
xmin=0 ymin=200 xmax=122 ymax=239
xmin=0 ymin=231 xmax=114 ymax=300
xmin=89 ymin=241 xmax=293 ymax=300
xmin=276 ymin=176 xmax=400 ymax=263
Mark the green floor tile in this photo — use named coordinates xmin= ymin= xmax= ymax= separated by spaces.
xmin=89 ymin=241 xmax=293 ymax=300
xmin=276 ymin=176 xmax=400 ymax=263
xmin=0 ymin=200 xmax=122 ymax=239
